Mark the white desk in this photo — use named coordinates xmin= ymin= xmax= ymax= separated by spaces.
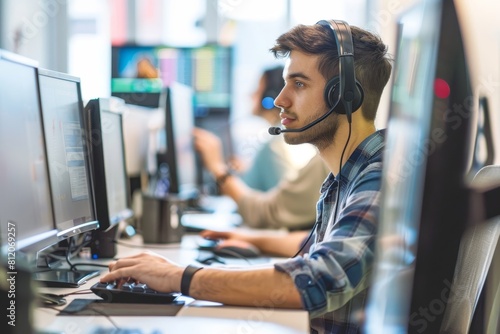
xmin=34 ymin=234 xmax=310 ymax=334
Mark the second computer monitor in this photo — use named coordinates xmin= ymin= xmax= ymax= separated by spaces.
xmin=85 ymin=98 xmax=133 ymax=232
xmin=37 ymin=68 xmax=99 ymax=238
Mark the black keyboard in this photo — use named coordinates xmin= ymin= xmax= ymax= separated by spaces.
xmin=90 ymin=281 xmax=180 ymax=304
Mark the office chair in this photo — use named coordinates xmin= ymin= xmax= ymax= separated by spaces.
xmin=440 ymin=165 xmax=500 ymax=334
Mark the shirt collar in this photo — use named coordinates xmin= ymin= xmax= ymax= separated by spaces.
xmin=320 ymin=129 xmax=386 ymax=193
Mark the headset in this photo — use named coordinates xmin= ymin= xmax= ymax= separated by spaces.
xmin=316 ymin=19 xmax=364 ymax=124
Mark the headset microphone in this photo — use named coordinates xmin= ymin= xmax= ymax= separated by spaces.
xmin=268 ymin=96 xmax=339 ymax=136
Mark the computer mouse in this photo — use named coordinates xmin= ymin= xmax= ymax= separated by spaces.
xmin=196 ymin=238 xmax=220 ymax=251
xmin=213 ymin=240 xmax=261 ymax=258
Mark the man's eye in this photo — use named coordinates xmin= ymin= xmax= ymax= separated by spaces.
xmin=295 ymin=81 xmax=304 ymax=88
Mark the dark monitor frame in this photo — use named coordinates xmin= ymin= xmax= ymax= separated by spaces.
xmin=37 ymin=68 xmax=99 ymax=239
xmin=160 ymin=83 xmax=199 ymax=198
xmin=84 ymin=98 xmax=133 ymax=232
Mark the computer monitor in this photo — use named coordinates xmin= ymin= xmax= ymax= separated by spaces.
xmin=35 ymin=68 xmax=100 ymax=286
xmin=111 ymin=44 xmax=232 ymax=109
xmin=84 ymin=98 xmax=133 ymax=258
xmin=0 ymin=51 xmax=59 ymax=256
xmin=37 ymin=68 xmax=99 ymax=238
xmin=159 ymin=82 xmax=199 ymax=197
xmin=364 ymin=0 xmax=475 ymax=332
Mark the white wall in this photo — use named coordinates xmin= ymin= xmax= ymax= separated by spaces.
xmin=455 ymin=0 xmax=500 ymax=165
xmin=0 ymin=0 xmax=68 ymax=71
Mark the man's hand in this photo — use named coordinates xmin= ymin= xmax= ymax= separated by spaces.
xmin=200 ymin=230 xmax=253 ymax=244
xmin=100 ymin=251 xmax=184 ymax=293
xmin=200 ymin=230 xmax=263 ymax=251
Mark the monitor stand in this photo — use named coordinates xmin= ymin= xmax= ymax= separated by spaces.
xmin=32 ymin=268 xmax=100 ymax=288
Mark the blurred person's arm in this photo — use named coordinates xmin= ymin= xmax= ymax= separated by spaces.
xmin=238 ymin=154 xmax=329 ymax=229
xmin=194 ymin=128 xmax=330 ymax=230
xmin=200 ymin=230 xmax=309 ymax=257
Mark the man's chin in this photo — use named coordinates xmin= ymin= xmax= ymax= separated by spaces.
xmin=283 ymin=133 xmax=305 ymax=145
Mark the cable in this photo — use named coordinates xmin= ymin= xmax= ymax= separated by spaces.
xmin=333 ymin=120 xmax=352 ymax=223
xmin=210 ymin=249 xmax=253 ymax=265
xmin=65 ymin=237 xmax=75 ymax=268
xmin=69 ymin=263 xmax=110 ymax=270
xmin=290 ymin=120 xmax=352 ymax=258
xmin=60 ymin=289 xmax=94 ymax=297
xmin=86 ymin=308 xmax=120 ymax=329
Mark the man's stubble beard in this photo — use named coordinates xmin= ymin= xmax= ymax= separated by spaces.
xmin=283 ymin=112 xmax=340 ymax=151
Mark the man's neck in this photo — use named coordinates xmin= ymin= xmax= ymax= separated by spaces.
xmin=319 ymin=122 xmax=376 ymax=175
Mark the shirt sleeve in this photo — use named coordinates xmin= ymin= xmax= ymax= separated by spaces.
xmin=237 ymin=155 xmax=329 ymax=229
xmin=274 ymin=162 xmax=382 ymax=317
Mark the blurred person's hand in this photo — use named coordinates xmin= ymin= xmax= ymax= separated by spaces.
xmin=192 ymin=128 xmax=227 ymax=177
xmin=228 ymin=156 xmax=248 ymax=174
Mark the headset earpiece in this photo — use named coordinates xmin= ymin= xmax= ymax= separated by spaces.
xmin=317 ymin=20 xmax=365 ymax=122
xmin=324 ymin=76 xmax=364 ymax=113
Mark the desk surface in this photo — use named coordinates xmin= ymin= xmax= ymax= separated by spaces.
xmin=34 ymin=234 xmax=309 ymax=334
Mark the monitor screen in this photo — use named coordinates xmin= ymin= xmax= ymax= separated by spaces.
xmin=0 ymin=51 xmax=58 ymax=253
xmin=85 ymin=98 xmax=133 ymax=232
xmin=365 ymin=0 xmax=474 ymax=332
xmin=37 ymin=68 xmax=99 ymax=238
xmin=111 ymin=44 xmax=232 ymax=108
xmin=161 ymin=82 xmax=198 ymax=196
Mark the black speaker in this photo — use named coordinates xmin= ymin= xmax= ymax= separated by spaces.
xmin=90 ymin=225 xmax=119 ymax=259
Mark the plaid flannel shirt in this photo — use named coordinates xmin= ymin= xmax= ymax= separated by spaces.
xmin=275 ymin=130 xmax=385 ymax=334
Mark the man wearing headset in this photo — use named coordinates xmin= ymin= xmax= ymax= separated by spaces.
xmin=101 ymin=20 xmax=392 ymax=333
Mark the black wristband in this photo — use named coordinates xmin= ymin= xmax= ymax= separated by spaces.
xmin=180 ymin=265 xmax=203 ymax=296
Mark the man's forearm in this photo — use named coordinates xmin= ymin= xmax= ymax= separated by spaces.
xmin=189 ymin=266 xmax=303 ymax=309
xmin=248 ymin=231 xmax=309 ymax=257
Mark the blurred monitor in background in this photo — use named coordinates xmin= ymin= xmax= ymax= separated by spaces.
xmin=84 ymin=98 xmax=134 ymax=258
